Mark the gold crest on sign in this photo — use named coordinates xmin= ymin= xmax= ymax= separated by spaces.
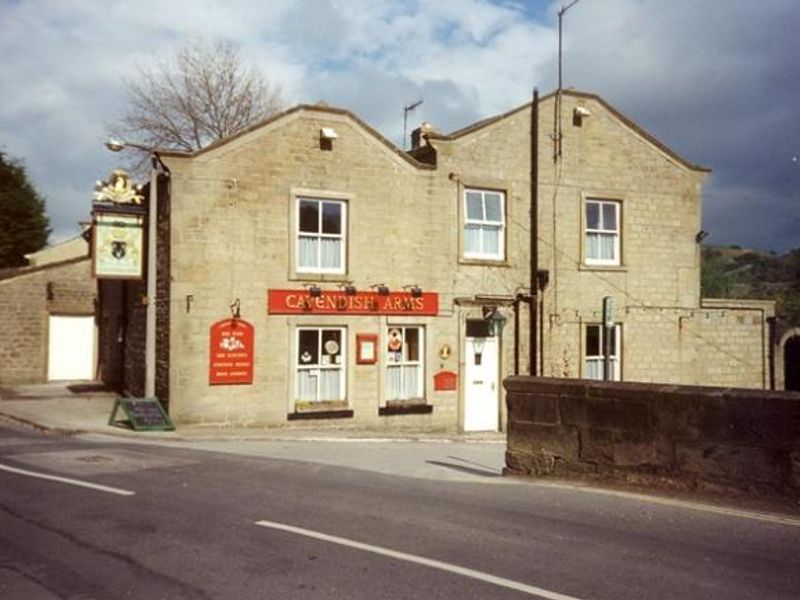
xmin=93 ymin=170 xmax=144 ymax=205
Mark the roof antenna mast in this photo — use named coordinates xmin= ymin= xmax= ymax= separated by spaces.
xmin=554 ymin=0 xmax=581 ymax=161
xmin=403 ymin=99 xmax=424 ymax=150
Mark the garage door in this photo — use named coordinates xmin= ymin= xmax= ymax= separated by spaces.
xmin=47 ymin=315 xmax=96 ymax=381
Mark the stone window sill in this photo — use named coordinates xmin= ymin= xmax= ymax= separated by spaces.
xmin=379 ymin=404 xmax=433 ymax=416
xmin=287 ymin=409 xmax=354 ymax=421
xmin=579 ymin=264 xmax=627 ymax=273
xmin=458 ymin=258 xmax=512 ymax=268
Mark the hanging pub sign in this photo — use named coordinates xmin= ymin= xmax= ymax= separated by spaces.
xmin=209 ymin=318 xmax=255 ymax=385
xmin=268 ymin=289 xmax=439 ymax=316
xmin=92 ymin=212 xmax=145 ymax=279
xmin=91 ymin=170 xmax=146 ymax=280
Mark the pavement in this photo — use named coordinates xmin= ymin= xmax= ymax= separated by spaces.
xmin=0 ymin=381 xmax=508 ymax=484
xmin=0 ymin=381 xmax=505 ymax=443
xmin=2 ymin=382 xmax=799 ymax=517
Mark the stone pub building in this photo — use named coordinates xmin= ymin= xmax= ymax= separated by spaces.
xmin=96 ymin=90 xmax=774 ymax=431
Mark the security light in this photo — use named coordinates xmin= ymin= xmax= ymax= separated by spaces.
xmin=574 ymin=106 xmax=591 ymax=118
xmin=320 ymin=127 xmax=338 ymax=140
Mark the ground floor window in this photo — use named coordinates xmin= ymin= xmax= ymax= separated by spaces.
xmin=386 ymin=326 xmax=424 ymax=401
xmin=296 ymin=327 xmax=346 ymax=402
xmin=584 ymin=323 xmax=621 ymax=381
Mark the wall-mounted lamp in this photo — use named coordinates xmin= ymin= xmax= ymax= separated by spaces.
xmin=695 ymin=230 xmax=709 ymax=243
xmin=320 ymin=127 xmax=338 ymax=151
xmin=320 ymin=127 xmax=338 ymax=140
xmin=305 ymin=283 xmax=323 ymax=297
xmin=482 ymin=305 xmax=507 ymax=337
xmin=403 ymin=284 xmax=423 ymax=297
xmin=340 ymin=281 xmax=357 ymax=295
xmin=574 ymin=106 xmax=591 ymax=118
xmin=573 ymin=106 xmax=591 ymax=127
xmin=372 ymin=283 xmax=390 ymax=295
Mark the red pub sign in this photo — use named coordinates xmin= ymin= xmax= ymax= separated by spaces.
xmin=268 ymin=289 xmax=439 ymax=316
xmin=209 ymin=318 xmax=255 ymax=385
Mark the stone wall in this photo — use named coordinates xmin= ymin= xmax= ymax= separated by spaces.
xmin=102 ymin=92 xmax=774 ymax=428
xmin=438 ymin=92 xmax=770 ymax=389
xmin=159 ymin=108 xmax=517 ymax=427
xmin=504 ymin=376 xmax=800 ymax=500
xmin=0 ymin=257 xmax=95 ymax=384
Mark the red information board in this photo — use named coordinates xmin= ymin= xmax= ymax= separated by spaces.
xmin=209 ymin=318 xmax=254 ymax=385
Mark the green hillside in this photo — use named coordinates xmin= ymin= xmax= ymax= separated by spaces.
xmin=701 ymin=245 xmax=800 ymax=324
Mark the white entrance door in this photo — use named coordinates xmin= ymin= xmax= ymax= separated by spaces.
xmin=47 ymin=315 xmax=95 ymax=381
xmin=464 ymin=336 xmax=499 ymax=431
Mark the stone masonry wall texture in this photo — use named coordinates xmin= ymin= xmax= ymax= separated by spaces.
xmin=126 ymin=90 xmax=775 ymax=428
xmin=436 ymin=92 xmax=771 ymax=390
xmin=504 ymin=376 xmax=800 ymax=501
xmin=0 ymin=258 xmax=95 ymax=384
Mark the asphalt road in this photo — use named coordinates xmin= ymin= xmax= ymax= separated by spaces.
xmin=1 ymin=423 xmax=799 ymax=599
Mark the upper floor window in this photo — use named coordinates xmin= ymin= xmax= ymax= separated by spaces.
xmin=585 ymin=199 xmax=620 ymax=266
xmin=297 ymin=198 xmax=346 ymax=273
xmin=464 ymin=189 xmax=505 ymax=261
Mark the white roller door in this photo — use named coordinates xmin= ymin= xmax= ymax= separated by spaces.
xmin=47 ymin=315 xmax=96 ymax=381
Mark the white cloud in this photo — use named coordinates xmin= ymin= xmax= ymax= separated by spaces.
xmin=1 ymin=0 xmax=798 ymax=250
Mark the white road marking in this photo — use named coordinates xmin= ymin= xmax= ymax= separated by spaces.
xmin=0 ymin=463 xmax=135 ymax=496
xmin=526 ymin=480 xmax=800 ymax=528
xmin=255 ymin=519 xmax=583 ymax=600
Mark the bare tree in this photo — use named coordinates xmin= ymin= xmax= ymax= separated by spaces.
xmin=113 ymin=39 xmax=283 ymax=152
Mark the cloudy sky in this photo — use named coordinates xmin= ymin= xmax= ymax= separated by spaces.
xmin=1 ymin=0 xmax=798 ymax=251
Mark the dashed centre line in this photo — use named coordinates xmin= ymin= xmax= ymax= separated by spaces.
xmin=254 ymin=519 xmax=584 ymax=600
xmin=0 ymin=463 xmax=136 ymax=496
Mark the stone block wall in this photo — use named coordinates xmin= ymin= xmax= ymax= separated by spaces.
xmin=0 ymin=257 xmax=95 ymax=384
xmin=505 ymin=376 xmax=800 ymax=500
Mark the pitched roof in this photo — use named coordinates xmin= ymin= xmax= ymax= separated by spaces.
xmin=429 ymin=89 xmax=711 ymax=173
xmin=157 ymin=104 xmax=434 ymax=170
xmin=152 ymin=89 xmax=710 ymax=173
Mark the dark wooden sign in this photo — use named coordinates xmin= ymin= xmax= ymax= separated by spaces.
xmin=108 ymin=397 xmax=175 ymax=431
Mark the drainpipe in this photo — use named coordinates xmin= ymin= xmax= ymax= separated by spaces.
xmin=767 ymin=316 xmax=776 ymax=390
xmin=513 ymin=297 xmax=521 ymax=375
xmin=530 ymin=88 xmax=539 ymax=376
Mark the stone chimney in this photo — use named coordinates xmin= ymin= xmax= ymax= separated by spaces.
xmin=411 ymin=122 xmax=437 ymax=150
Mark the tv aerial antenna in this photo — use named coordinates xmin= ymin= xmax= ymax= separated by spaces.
xmin=403 ymin=99 xmax=424 ymax=150
xmin=554 ymin=0 xmax=581 ymax=161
